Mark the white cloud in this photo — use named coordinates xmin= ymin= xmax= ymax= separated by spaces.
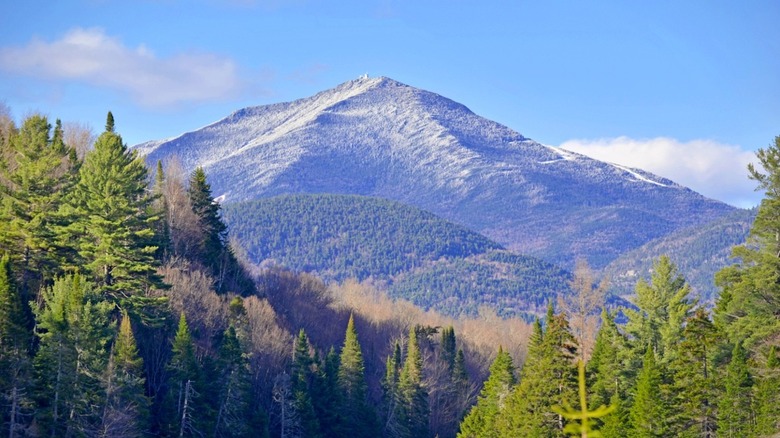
xmin=0 ymin=28 xmax=244 ymax=107
xmin=559 ymin=136 xmax=760 ymax=208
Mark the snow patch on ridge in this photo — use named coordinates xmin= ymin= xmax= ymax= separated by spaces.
xmin=611 ymin=163 xmax=669 ymax=187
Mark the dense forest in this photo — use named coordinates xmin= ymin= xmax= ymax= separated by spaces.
xmin=0 ymin=108 xmax=778 ymax=438
xmin=223 ymin=195 xmax=571 ymax=320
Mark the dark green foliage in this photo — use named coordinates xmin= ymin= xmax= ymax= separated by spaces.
xmin=754 ymin=346 xmax=780 ymax=435
xmin=101 ymin=310 xmax=150 ymax=437
xmin=667 ymin=309 xmax=718 ymax=437
xmin=213 ymin=325 xmax=253 ymax=437
xmin=715 ymin=137 xmax=780 ymax=349
xmin=167 ymin=312 xmax=203 ymax=437
xmin=291 ymin=329 xmax=322 ymax=438
xmin=499 ymin=307 xmax=578 ymax=437
xmin=188 ymin=167 xmax=255 ymax=296
xmin=0 ymin=254 xmax=32 ymax=437
xmin=606 ymin=207 xmax=755 ymax=301
xmin=223 ymin=194 xmax=571 ymax=318
xmin=629 ymin=347 xmax=668 ymax=437
xmin=33 ymin=274 xmax=114 ymax=437
xmin=457 ymin=347 xmax=515 ymax=438
xmin=717 ymin=342 xmax=754 ymax=438
xmin=587 ymin=310 xmax=631 ymax=411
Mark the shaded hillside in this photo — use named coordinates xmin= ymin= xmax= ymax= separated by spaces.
xmin=222 ymin=194 xmax=571 ymax=318
xmin=136 ymin=76 xmax=734 ymax=269
xmin=604 ymin=207 xmax=756 ymax=301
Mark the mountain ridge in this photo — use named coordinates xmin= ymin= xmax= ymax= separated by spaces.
xmin=135 ymin=76 xmax=734 ymax=268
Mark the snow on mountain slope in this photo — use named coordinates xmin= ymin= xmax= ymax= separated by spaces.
xmin=135 ymin=76 xmax=734 ymax=268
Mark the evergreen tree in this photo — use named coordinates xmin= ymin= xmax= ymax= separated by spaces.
xmin=397 ymin=325 xmax=429 ymax=438
xmin=499 ymin=306 xmax=578 ymax=437
xmin=33 ymin=274 xmax=113 ymax=437
xmin=100 ymin=310 xmax=150 ymax=437
xmin=188 ymin=168 xmax=228 ymax=282
xmin=0 ymin=254 xmax=32 ymax=437
xmin=291 ymin=329 xmax=321 ymax=438
xmin=167 ymin=312 xmax=202 ymax=437
xmin=715 ymin=135 xmax=780 ymax=348
xmin=717 ymin=342 xmax=754 ymax=437
xmin=64 ymin=113 xmax=165 ymax=320
xmin=457 ymin=347 xmax=515 ymax=438
xmin=337 ymin=314 xmax=375 ymax=436
xmin=383 ymin=341 xmax=404 ymax=437
xmin=629 ymin=347 xmax=668 ymax=437
xmin=311 ymin=347 xmax=341 ymax=437
xmin=754 ymin=345 xmax=780 ymax=436
xmin=0 ymin=114 xmax=76 ymax=306
xmin=213 ymin=325 xmax=253 ymax=438
xmin=441 ymin=325 xmax=457 ymax=371
xmin=668 ymin=308 xmax=718 ymax=437
xmin=587 ymin=310 xmax=631 ymax=411
xmin=624 ymin=256 xmax=694 ymax=365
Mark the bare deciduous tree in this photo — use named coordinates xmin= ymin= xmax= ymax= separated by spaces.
xmin=558 ymin=259 xmax=608 ymax=361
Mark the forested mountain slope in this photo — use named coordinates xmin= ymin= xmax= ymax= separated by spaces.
xmin=222 ymin=194 xmax=571 ymax=318
xmin=604 ymin=207 xmax=756 ymax=301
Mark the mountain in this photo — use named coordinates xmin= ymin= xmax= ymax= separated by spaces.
xmin=222 ymin=194 xmax=572 ymax=319
xmin=136 ymin=76 xmax=735 ymax=268
xmin=604 ymin=207 xmax=755 ymax=301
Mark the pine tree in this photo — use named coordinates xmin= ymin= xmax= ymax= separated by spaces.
xmin=188 ymin=168 xmax=228 ymax=282
xmin=337 ymin=314 xmax=375 ymax=436
xmin=64 ymin=113 xmax=165 ymax=321
xmin=441 ymin=325 xmax=457 ymax=371
xmin=100 ymin=310 xmax=150 ymax=437
xmin=717 ymin=342 xmax=754 ymax=437
xmin=715 ymin=136 xmax=780 ymax=348
xmin=457 ymin=347 xmax=515 ymax=438
xmin=629 ymin=347 xmax=668 ymax=437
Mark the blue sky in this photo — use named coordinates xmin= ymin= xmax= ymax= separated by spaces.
xmin=1 ymin=0 xmax=777 ymax=207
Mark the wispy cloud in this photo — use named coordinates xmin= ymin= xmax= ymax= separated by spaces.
xmin=559 ymin=136 xmax=760 ymax=208
xmin=0 ymin=27 xmax=244 ymax=107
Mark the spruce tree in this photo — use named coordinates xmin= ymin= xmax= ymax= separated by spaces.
xmin=64 ymin=113 xmax=165 ymax=320
xmin=167 ymin=312 xmax=202 ymax=437
xmin=457 ymin=347 xmax=515 ymax=438
xmin=213 ymin=325 xmax=253 ymax=438
xmin=629 ymin=347 xmax=668 ymax=438
xmin=291 ymin=329 xmax=322 ymax=438
xmin=717 ymin=342 xmax=754 ymax=437
xmin=100 ymin=310 xmax=150 ymax=437
xmin=337 ymin=314 xmax=375 ymax=436
xmin=668 ymin=309 xmax=718 ymax=437
xmin=754 ymin=346 xmax=780 ymax=435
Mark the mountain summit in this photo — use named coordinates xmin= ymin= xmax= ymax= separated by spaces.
xmin=135 ymin=76 xmax=734 ymax=268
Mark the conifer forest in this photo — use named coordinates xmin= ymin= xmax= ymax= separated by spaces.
xmin=0 ymin=110 xmax=778 ymax=437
